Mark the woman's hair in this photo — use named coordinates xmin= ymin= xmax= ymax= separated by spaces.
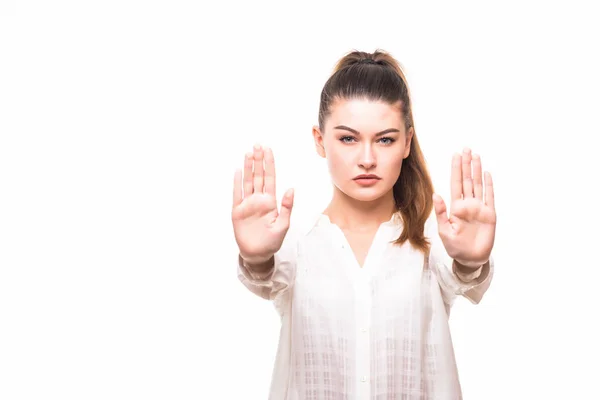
xmin=318 ymin=49 xmax=434 ymax=253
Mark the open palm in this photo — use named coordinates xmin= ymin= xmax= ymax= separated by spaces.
xmin=433 ymin=148 xmax=496 ymax=267
xmin=232 ymin=145 xmax=294 ymax=264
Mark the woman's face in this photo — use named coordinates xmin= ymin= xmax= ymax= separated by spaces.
xmin=312 ymin=98 xmax=413 ymax=203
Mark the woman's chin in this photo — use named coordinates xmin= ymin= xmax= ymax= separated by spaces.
xmin=343 ymin=187 xmax=389 ymax=203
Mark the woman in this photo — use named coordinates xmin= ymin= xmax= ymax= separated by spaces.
xmin=232 ymin=49 xmax=496 ymax=399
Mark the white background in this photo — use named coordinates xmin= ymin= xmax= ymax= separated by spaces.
xmin=1 ymin=1 xmax=598 ymax=399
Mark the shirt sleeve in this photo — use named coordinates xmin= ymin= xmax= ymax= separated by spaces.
xmin=426 ymin=214 xmax=494 ymax=306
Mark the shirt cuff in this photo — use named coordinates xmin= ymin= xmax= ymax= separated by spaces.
xmin=434 ymin=252 xmax=494 ymax=305
xmin=238 ymin=254 xmax=277 ymax=285
xmin=455 ymin=257 xmax=494 ymax=304
xmin=453 ymin=260 xmax=487 ymax=283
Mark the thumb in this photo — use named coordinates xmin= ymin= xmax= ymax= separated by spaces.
xmin=275 ymin=188 xmax=294 ymax=230
xmin=432 ymin=193 xmax=451 ymax=236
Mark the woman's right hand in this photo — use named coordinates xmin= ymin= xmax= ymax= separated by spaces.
xmin=232 ymin=145 xmax=294 ymax=264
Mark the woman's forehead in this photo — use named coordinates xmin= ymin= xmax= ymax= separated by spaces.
xmin=327 ymin=98 xmax=405 ymax=130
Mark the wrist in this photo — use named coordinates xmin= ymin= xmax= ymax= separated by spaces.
xmin=453 ymin=258 xmax=487 ymax=270
xmin=240 ymin=254 xmax=275 ymax=271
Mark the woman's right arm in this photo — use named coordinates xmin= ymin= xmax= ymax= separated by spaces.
xmin=232 ymin=144 xmax=295 ymax=302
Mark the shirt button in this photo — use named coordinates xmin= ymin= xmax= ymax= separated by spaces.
xmin=361 ymin=376 xmax=367 ymax=382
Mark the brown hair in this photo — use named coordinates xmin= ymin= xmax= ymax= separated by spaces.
xmin=318 ymin=49 xmax=434 ymax=253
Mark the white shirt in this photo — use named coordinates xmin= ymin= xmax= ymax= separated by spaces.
xmin=237 ymin=212 xmax=494 ymax=400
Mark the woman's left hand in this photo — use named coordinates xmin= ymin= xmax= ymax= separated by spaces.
xmin=433 ymin=148 xmax=496 ymax=268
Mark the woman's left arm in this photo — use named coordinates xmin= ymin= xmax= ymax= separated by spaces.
xmin=430 ymin=148 xmax=496 ymax=305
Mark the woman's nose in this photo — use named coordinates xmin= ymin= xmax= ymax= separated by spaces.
xmin=358 ymin=145 xmax=376 ymax=169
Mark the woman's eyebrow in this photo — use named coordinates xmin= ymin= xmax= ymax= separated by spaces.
xmin=334 ymin=125 xmax=400 ymax=136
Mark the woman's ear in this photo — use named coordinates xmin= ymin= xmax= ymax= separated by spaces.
xmin=312 ymin=125 xmax=326 ymax=158
xmin=403 ymin=127 xmax=414 ymax=159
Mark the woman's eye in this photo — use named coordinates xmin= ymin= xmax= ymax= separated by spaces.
xmin=339 ymin=136 xmax=395 ymax=144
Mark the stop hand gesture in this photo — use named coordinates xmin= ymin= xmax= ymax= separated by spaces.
xmin=433 ymin=148 xmax=496 ymax=268
xmin=232 ymin=145 xmax=295 ymax=265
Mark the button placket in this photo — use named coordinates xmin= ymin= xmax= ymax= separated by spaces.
xmin=355 ymin=262 xmax=372 ymax=396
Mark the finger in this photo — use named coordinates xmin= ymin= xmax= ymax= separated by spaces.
xmin=275 ymin=188 xmax=294 ymax=231
xmin=243 ymin=152 xmax=253 ymax=197
xmin=472 ymin=154 xmax=483 ymax=200
xmin=233 ymin=169 xmax=243 ymax=207
xmin=433 ymin=193 xmax=452 ymax=237
xmin=253 ymin=144 xmax=265 ymax=193
xmin=264 ymin=146 xmax=276 ymax=196
xmin=450 ymin=153 xmax=462 ymax=201
xmin=484 ymin=171 xmax=495 ymax=208
xmin=462 ymin=148 xmax=473 ymax=198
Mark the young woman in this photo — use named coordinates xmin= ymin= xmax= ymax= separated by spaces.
xmin=232 ymin=49 xmax=496 ymax=399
